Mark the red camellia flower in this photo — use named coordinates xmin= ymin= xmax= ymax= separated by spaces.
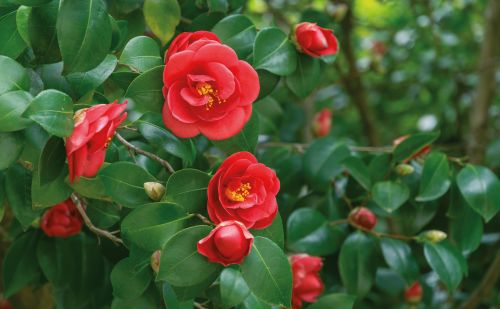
xmin=197 ymin=220 xmax=253 ymax=266
xmin=312 ymin=108 xmax=332 ymax=137
xmin=393 ymin=135 xmax=431 ymax=162
xmin=404 ymin=281 xmax=423 ymax=304
xmin=349 ymin=207 xmax=377 ymax=230
xmin=290 ymin=254 xmax=324 ymax=309
xmin=40 ymin=198 xmax=83 ymax=238
xmin=66 ymin=101 xmax=127 ymax=183
xmin=162 ymin=32 xmax=259 ymax=140
xmin=165 ymin=31 xmax=221 ymax=62
xmin=207 ymin=152 xmax=280 ymax=229
xmin=294 ymin=22 xmax=339 ymax=58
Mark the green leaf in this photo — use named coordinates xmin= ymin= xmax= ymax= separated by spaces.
xmin=371 ymin=181 xmax=410 ymax=212
xmin=170 ymin=273 xmax=220 ymax=301
xmin=208 ymin=0 xmax=228 ymax=13
xmin=38 ymin=135 xmax=66 ymax=185
xmin=456 ymin=164 xmax=500 ymax=222
xmin=143 ymin=0 xmax=180 ymax=45
xmin=162 ymin=169 xmax=210 ymax=214
xmin=0 ymin=11 xmax=27 ymax=59
xmin=32 ymin=163 xmax=72 ymax=208
xmin=111 ymin=284 xmax=162 ymax=309
xmin=285 ymin=54 xmax=320 ymax=98
xmin=111 ymin=257 xmax=152 ymax=300
xmin=287 ymin=208 xmax=344 ymax=256
xmin=380 ymin=238 xmax=419 ymax=284
xmin=16 ymin=6 xmax=31 ymax=46
xmin=423 ymin=240 xmax=465 ymax=290
xmin=0 ymin=90 xmax=33 ymax=132
xmin=2 ymin=231 xmax=41 ymax=298
xmin=99 ymin=161 xmax=157 ymax=207
xmin=212 ymin=14 xmax=257 ymax=59
xmin=158 ymin=225 xmax=222 ymax=287
xmin=66 ymin=54 xmax=117 ymax=97
xmin=237 ymin=293 xmax=271 ymax=309
xmin=251 ymin=212 xmax=284 ymax=250
xmin=10 ymin=0 xmax=51 ymax=5
xmin=241 ymin=236 xmax=292 ymax=308
xmin=163 ymin=282 xmax=193 ymax=309
xmin=303 ymin=138 xmax=351 ymax=190
xmin=416 ymin=152 xmax=451 ymax=201
xmin=23 ymin=90 xmax=74 ymax=137
xmin=57 ymin=0 xmax=112 ymax=73
xmin=338 ymin=232 xmax=377 ymax=297
xmin=343 ymin=156 xmax=371 ymax=190
xmin=125 ymin=66 xmax=164 ymax=116
xmin=0 ymin=132 xmax=24 ymax=170
xmin=393 ymin=131 xmax=439 ymax=163
xmin=212 ymin=111 xmax=260 ymax=154
xmin=220 ymin=268 xmax=250 ymax=308
xmin=121 ymin=202 xmax=189 ymax=251
xmin=308 ymin=293 xmax=357 ymax=309
xmin=0 ymin=55 xmax=30 ymax=96
xmin=68 ymin=174 xmax=108 ymax=200
xmin=136 ymin=112 xmax=196 ymax=164
xmin=253 ymin=27 xmax=297 ymax=76
xmin=119 ymin=36 xmax=162 ymax=73
xmin=86 ymin=200 xmax=121 ymax=229
xmin=257 ymin=70 xmax=280 ymax=100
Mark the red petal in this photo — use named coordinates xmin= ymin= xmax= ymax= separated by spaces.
xmin=197 ymin=106 xmax=252 ymax=140
xmin=233 ymin=61 xmax=259 ymax=105
xmin=162 ymin=101 xmax=200 ymax=138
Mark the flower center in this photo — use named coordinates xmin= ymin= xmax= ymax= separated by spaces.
xmin=196 ymin=82 xmax=225 ymax=110
xmin=225 ymin=182 xmax=252 ymax=202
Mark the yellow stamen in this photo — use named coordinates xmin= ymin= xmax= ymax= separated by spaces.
xmin=225 ymin=183 xmax=252 ymax=202
xmin=196 ymin=82 xmax=226 ymax=110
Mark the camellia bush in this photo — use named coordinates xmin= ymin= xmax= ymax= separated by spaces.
xmin=0 ymin=0 xmax=499 ymax=309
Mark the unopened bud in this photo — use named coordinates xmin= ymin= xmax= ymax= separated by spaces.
xmin=404 ymin=281 xmax=423 ymax=304
xmin=349 ymin=207 xmax=377 ymax=230
xmin=150 ymin=250 xmax=161 ymax=273
xmin=419 ymin=230 xmax=447 ymax=243
xmin=312 ymin=108 xmax=332 ymax=137
xmin=395 ymin=164 xmax=414 ymax=176
xmin=144 ymin=182 xmax=165 ymax=201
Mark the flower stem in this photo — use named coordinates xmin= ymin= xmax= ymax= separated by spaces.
xmin=191 ymin=213 xmax=214 ymax=226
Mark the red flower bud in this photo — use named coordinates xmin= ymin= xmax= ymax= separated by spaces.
xmin=349 ymin=207 xmax=377 ymax=230
xmin=312 ymin=108 xmax=332 ymax=137
xmin=40 ymin=198 xmax=83 ymax=238
xmin=393 ymin=135 xmax=431 ymax=163
xmin=197 ymin=221 xmax=254 ymax=266
xmin=404 ymin=281 xmax=423 ymax=304
xmin=293 ymin=22 xmax=339 ymax=58
xmin=290 ymin=254 xmax=324 ymax=309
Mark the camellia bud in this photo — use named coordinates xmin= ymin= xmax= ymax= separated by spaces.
xmin=404 ymin=281 xmax=423 ymax=304
xmin=144 ymin=182 xmax=166 ymax=201
xmin=349 ymin=207 xmax=377 ymax=230
xmin=395 ymin=163 xmax=415 ymax=176
xmin=312 ymin=108 xmax=332 ymax=137
xmin=150 ymin=250 xmax=161 ymax=273
xmin=419 ymin=230 xmax=447 ymax=243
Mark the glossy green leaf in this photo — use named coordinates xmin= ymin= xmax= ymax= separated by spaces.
xmin=220 ymin=268 xmax=250 ymax=308
xmin=57 ymin=0 xmax=112 ymax=73
xmin=111 ymin=284 xmax=162 ymax=309
xmin=208 ymin=0 xmax=228 ymax=13
xmin=416 ymin=152 xmax=451 ymax=201
xmin=66 ymin=54 xmax=117 ymax=97
xmin=393 ymin=131 xmax=439 ymax=162
xmin=287 ymin=208 xmax=344 ymax=255
xmin=339 ymin=232 xmax=377 ymax=297
xmin=0 ymin=90 xmax=33 ymax=132
xmin=32 ymin=163 xmax=72 ymax=208
xmin=308 ymin=293 xmax=357 ymax=309
xmin=38 ymin=135 xmax=66 ymax=185
xmin=170 ymin=272 xmax=220 ymax=301
xmin=0 ymin=11 xmax=27 ymax=59
xmin=372 ymin=181 xmax=410 ymax=212
xmin=86 ymin=200 xmax=120 ymax=229
xmin=111 ymin=257 xmax=152 ymax=300
xmin=125 ymin=66 xmax=164 ymax=117
xmin=163 ymin=282 xmax=193 ymax=309
xmin=237 ymin=293 xmax=271 ymax=309
xmin=449 ymin=189 xmax=483 ymax=254
xmin=253 ymin=27 xmax=297 ymax=76
xmin=212 ymin=14 xmax=256 ymax=59
xmin=285 ymin=54 xmax=320 ymax=98
xmin=2 ymin=231 xmax=41 ymax=298
xmin=122 ymin=202 xmax=189 ymax=251
xmin=251 ymin=212 xmax=284 ymax=250
xmin=15 ymin=6 xmax=31 ymax=46
xmin=162 ymin=169 xmax=210 ymax=214
xmin=303 ymin=138 xmax=350 ymax=190
xmin=380 ymin=238 xmax=419 ymax=284
xmin=143 ymin=0 xmax=180 ymax=45
xmin=99 ymin=161 xmax=157 ymax=207
xmin=158 ymin=225 xmax=222 ymax=287
xmin=23 ymin=90 xmax=74 ymax=137
xmin=257 ymin=69 xmax=280 ymax=99
xmin=424 ymin=240 xmax=465 ymax=290
xmin=343 ymin=156 xmax=371 ymax=190
xmin=0 ymin=132 xmax=24 ymax=170
xmin=241 ymin=237 xmax=292 ymax=308
xmin=0 ymin=55 xmax=30 ymax=96
xmin=10 ymin=0 xmax=51 ymax=5
xmin=68 ymin=174 xmax=108 ymax=200
xmin=212 ymin=111 xmax=260 ymax=154
xmin=119 ymin=36 xmax=162 ymax=73
xmin=456 ymin=164 xmax=500 ymax=222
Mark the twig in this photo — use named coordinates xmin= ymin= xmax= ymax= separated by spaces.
xmin=349 ymin=146 xmax=393 ymax=153
xmin=257 ymin=142 xmax=393 ymax=154
xmin=349 ymin=220 xmax=416 ymax=241
xmin=333 ymin=180 xmax=353 ymax=210
xmin=330 ymin=219 xmax=349 ymax=226
xmin=115 ymin=132 xmax=175 ymax=174
xmin=71 ymin=193 xmax=124 ymax=245
xmin=191 ymin=213 xmax=214 ymax=226
xmin=181 ymin=17 xmax=192 ymax=24
xmin=193 ymin=302 xmax=206 ymax=309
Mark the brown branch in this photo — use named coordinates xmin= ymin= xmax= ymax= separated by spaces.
xmin=192 ymin=213 xmax=214 ymax=226
xmin=349 ymin=220 xmax=416 ymax=241
xmin=115 ymin=132 xmax=175 ymax=174
xmin=70 ymin=193 xmax=124 ymax=245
